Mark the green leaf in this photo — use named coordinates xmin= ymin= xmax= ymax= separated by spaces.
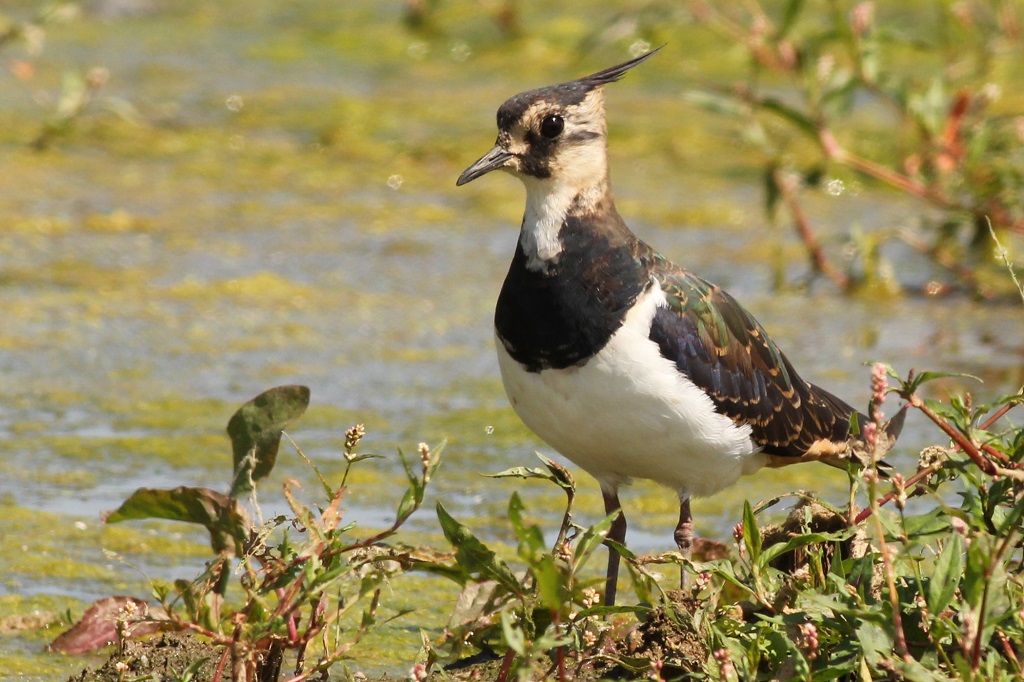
xmin=764 ymin=165 xmax=781 ymax=219
xmin=742 ymin=501 xmax=762 ymax=562
xmin=507 ymin=493 xmax=545 ymax=558
xmin=573 ymin=511 xmax=618 ymax=573
xmin=855 ymin=620 xmax=894 ymax=666
xmin=757 ymin=95 xmax=818 ymax=138
xmin=532 ymin=554 xmax=563 ymax=610
xmin=487 ymin=454 xmax=574 ymax=495
xmin=759 ymin=528 xmax=855 ymax=567
xmin=500 ymin=610 xmax=526 ymax=656
xmin=900 ymin=371 xmax=980 ymax=396
xmin=436 ymin=502 xmax=521 ymax=596
xmin=104 ymin=486 xmax=247 ymax=554
xmin=576 ymin=603 xmax=647 ymax=619
xmin=777 ymin=0 xmax=804 ymax=38
xmin=395 ymin=487 xmax=417 ymax=524
xmin=902 ymin=507 xmax=952 ymax=538
xmin=927 ymin=532 xmax=963 ymax=615
xmin=395 ymin=448 xmax=425 ymax=521
xmin=227 ymin=385 xmax=310 ymax=498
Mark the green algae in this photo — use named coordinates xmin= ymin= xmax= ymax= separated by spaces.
xmin=0 ymin=595 xmax=102 ymax=680
xmin=37 ymin=434 xmax=227 ymax=469
xmin=1 ymin=505 xmax=122 ymax=585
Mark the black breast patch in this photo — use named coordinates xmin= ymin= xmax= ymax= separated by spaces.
xmin=495 ymin=216 xmax=650 ymax=372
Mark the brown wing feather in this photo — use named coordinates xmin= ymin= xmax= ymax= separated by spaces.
xmin=644 ymin=253 xmax=863 ymax=458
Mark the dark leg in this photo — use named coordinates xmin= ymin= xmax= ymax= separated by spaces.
xmin=674 ymin=497 xmax=694 ymax=590
xmin=601 ymin=488 xmax=626 ymax=606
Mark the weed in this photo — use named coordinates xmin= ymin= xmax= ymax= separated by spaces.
xmin=52 ymin=386 xmax=445 ymax=682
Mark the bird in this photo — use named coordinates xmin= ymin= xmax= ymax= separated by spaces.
xmin=456 ymin=48 xmax=904 ymax=606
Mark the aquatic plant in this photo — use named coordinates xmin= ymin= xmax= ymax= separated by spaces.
xmin=52 ymin=386 xmax=445 ymax=682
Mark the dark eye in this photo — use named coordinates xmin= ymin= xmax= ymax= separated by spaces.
xmin=539 ymin=114 xmax=564 ymax=139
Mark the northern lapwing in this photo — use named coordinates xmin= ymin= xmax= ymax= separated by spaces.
xmin=456 ymin=48 xmax=904 ymax=606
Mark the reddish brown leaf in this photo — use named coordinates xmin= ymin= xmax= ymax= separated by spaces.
xmin=47 ymin=596 xmax=167 ymax=655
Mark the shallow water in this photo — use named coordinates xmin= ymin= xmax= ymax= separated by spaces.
xmin=1 ymin=1 xmax=1022 ymax=677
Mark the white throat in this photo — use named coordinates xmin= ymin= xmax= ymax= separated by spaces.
xmin=519 ymin=176 xmax=574 ymax=271
xmin=517 ymin=152 xmax=609 ymax=272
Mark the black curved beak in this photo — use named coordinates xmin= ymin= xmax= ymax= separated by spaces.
xmin=456 ymin=145 xmax=513 ymax=186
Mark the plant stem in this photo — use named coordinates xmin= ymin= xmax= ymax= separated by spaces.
xmin=854 ymin=395 xmax=1021 ymax=524
xmin=771 ymin=166 xmax=850 ymax=289
xmin=867 ymin=477 xmax=911 ymax=661
xmin=909 ymin=394 xmax=997 ymax=475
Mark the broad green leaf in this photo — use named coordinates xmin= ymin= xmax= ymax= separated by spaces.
xmin=227 ymin=385 xmax=310 ymax=498
xmin=486 ymin=466 xmax=553 ymax=480
xmin=436 ymin=502 xmax=521 ymax=596
xmin=603 ymin=537 xmax=636 ymax=560
xmin=855 ymin=620 xmax=893 ymax=666
xmin=927 ymin=533 xmax=962 ymax=614
xmin=891 ymin=658 xmax=949 ymax=682
xmin=992 ymin=486 xmax=1024 ymax=536
xmin=104 ymin=486 xmax=247 ymax=554
xmin=902 ymin=507 xmax=953 ymax=538
xmin=903 ymin=371 xmax=980 ymax=395
xmin=532 ymin=554 xmax=563 ymax=610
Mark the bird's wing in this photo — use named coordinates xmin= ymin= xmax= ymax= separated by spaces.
xmin=645 ymin=255 xmax=863 ymax=459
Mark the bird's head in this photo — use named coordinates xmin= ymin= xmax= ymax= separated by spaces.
xmin=456 ymin=48 xmax=661 ymax=192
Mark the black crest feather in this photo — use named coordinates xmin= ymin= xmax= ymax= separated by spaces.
xmin=578 ymin=45 xmax=663 ymax=88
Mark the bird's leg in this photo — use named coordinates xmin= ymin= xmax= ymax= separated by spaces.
xmin=674 ymin=497 xmax=694 ymax=590
xmin=601 ymin=488 xmax=626 ymax=606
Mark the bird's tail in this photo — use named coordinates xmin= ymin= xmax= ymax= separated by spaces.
xmin=833 ymin=403 xmax=908 ymax=473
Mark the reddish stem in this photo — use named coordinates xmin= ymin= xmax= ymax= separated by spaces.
xmin=853 ymin=463 xmax=942 ymax=525
xmin=495 ymin=648 xmax=516 ymax=682
xmin=854 ymin=395 xmax=1019 ymax=524
xmin=910 ymin=395 xmax=996 ymax=474
xmin=772 ymin=166 xmax=850 ymax=290
xmin=213 ymin=644 xmax=230 ymax=682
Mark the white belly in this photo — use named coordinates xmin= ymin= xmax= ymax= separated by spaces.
xmin=495 ymin=286 xmax=767 ymax=498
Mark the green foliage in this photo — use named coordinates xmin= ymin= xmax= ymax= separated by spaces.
xmin=700 ymin=370 xmax=1024 ymax=680
xmin=423 ymin=455 xmax=644 ymax=681
xmin=56 ymin=371 xmax=1024 ymax=681
xmin=418 ymin=371 xmax=1024 ymax=681
xmin=227 ymin=384 xmax=310 ymax=498
xmin=105 ymin=486 xmax=247 ymax=555
xmin=66 ymin=386 xmax=446 ymax=682
xmin=684 ymin=0 xmax=1024 ymax=297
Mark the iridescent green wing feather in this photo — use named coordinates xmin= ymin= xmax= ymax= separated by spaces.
xmin=644 ymin=252 xmax=862 ymax=457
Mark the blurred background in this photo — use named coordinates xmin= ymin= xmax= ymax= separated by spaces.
xmin=1 ymin=0 xmax=1022 ymax=676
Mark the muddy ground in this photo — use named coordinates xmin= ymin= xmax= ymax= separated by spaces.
xmin=66 ymin=600 xmax=708 ymax=682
